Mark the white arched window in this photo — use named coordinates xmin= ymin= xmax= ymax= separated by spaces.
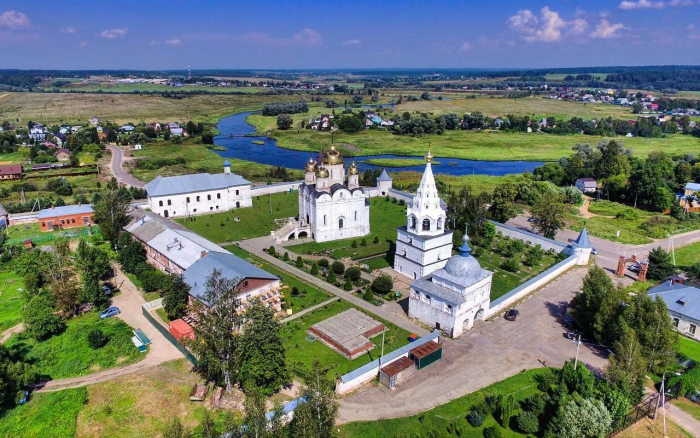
xmin=338 ymin=217 xmax=344 ymax=229
xmin=323 ymin=215 xmax=327 ymax=225
xmin=437 ymin=217 xmax=443 ymax=230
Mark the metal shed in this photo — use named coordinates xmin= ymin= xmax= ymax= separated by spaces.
xmin=409 ymin=341 xmax=442 ymax=370
xmin=379 ymin=356 xmax=415 ymax=389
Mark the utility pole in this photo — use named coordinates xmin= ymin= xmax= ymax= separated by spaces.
xmin=269 ymin=194 xmax=272 ymax=215
xmin=661 ymin=374 xmax=668 ymax=438
xmin=574 ymin=334 xmax=582 ymax=370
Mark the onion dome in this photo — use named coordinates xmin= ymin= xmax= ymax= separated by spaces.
xmin=348 ymin=161 xmax=359 ymax=175
xmin=305 ymin=157 xmax=317 ymax=172
xmin=425 ymin=145 xmax=434 ymax=163
xmin=324 ymin=144 xmax=343 ymax=165
xmin=444 ymin=226 xmax=482 ymax=280
xmin=223 ymin=159 xmax=230 ymax=167
xmin=316 ymin=164 xmax=329 ymax=178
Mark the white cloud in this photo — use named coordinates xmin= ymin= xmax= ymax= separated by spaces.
xmin=507 ymin=7 xmax=570 ymax=42
xmin=591 ymin=19 xmax=627 ymax=39
xmin=61 ymin=27 xmax=77 ymax=34
xmin=78 ymin=41 xmax=88 ymax=47
xmin=619 ymin=0 xmax=694 ymax=10
xmin=242 ymin=28 xmax=323 ymax=47
xmin=459 ymin=42 xmax=472 ymax=52
xmin=342 ymin=38 xmax=361 ymax=46
xmin=292 ymin=28 xmax=323 ymax=46
xmin=164 ymin=38 xmax=182 ymax=45
xmin=569 ymin=18 xmax=589 ymax=36
xmin=100 ymin=28 xmax=128 ymax=39
xmin=0 ymin=10 xmax=31 ymax=29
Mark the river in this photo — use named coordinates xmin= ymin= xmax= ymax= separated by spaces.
xmin=213 ymin=112 xmax=544 ymax=176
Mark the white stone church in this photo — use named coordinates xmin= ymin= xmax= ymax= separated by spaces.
xmin=298 ymin=145 xmax=372 ymax=242
xmin=394 ymin=149 xmax=493 ymax=338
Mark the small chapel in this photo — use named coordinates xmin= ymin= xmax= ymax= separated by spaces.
xmin=298 ymin=145 xmax=372 ymax=242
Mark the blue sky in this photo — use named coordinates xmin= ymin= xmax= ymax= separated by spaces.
xmin=1 ymin=0 xmax=699 ymax=69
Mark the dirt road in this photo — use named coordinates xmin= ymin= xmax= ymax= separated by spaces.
xmin=106 ymin=145 xmax=146 ymax=188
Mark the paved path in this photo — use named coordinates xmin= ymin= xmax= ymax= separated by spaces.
xmin=238 ymin=237 xmax=428 ymax=336
xmin=0 ymin=323 xmax=23 ymax=344
xmin=38 ymin=264 xmax=183 ymax=392
xmin=282 ymin=297 xmax=338 ymax=323
xmin=337 ymin=267 xmax=608 ymax=423
xmin=667 ymin=399 xmax=700 ymax=437
xmin=106 ymin=145 xmax=145 ymax=188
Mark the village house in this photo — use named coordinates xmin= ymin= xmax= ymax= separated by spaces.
xmin=119 ymin=125 xmax=135 ymax=133
xmin=54 ymin=148 xmax=71 ymax=161
xmin=38 ymin=204 xmax=94 ymax=231
xmin=89 ymin=116 xmax=99 ymax=125
xmin=679 ymin=182 xmax=700 ymax=211
xmin=575 ymin=178 xmax=597 ymax=194
xmin=28 ymin=124 xmax=47 ymax=141
xmin=648 ymin=280 xmax=700 ymax=341
xmin=145 ymin=160 xmax=252 ymax=218
xmin=52 ymin=133 xmax=66 ymax=146
xmin=0 ymin=164 xmax=23 ymax=180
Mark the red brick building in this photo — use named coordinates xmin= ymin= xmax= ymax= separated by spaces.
xmin=38 ymin=204 xmax=94 ymax=231
xmin=0 ymin=164 xmax=23 ymax=180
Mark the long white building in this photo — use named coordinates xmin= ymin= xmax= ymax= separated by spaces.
xmin=145 ymin=160 xmax=252 ymax=218
xmin=393 ymin=148 xmax=453 ymax=280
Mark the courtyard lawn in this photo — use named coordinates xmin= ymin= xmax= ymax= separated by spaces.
xmin=0 ymin=271 xmax=24 ymax=332
xmin=287 ymin=197 xmax=406 ymax=260
xmin=364 ymin=254 xmax=393 ymax=271
xmin=568 ymin=200 xmax=700 ymax=245
xmin=0 ymin=387 xmax=87 ymax=438
xmin=678 ymin=336 xmax=700 ymax=363
xmin=225 ymin=244 xmax=331 ymax=313
xmin=675 ymin=241 xmax=700 ymax=266
xmin=338 ymin=368 xmax=549 ymax=438
xmin=474 ymin=235 xmax=559 ymax=300
xmin=282 ymin=299 xmax=411 ymax=380
xmin=5 ymin=312 xmax=144 ymax=380
xmin=177 ymin=191 xmax=298 ymax=244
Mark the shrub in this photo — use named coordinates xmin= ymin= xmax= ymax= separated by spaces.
xmin=373 ymin=235 xmax=379 ymax=244
xmin=326 ymin=270 xmax=336 ymax=283
xmin=522 ymin=394 xmax=546 ymax=415
xmin=372 ymin=275 xmax=393 ymax=293
xmin=484 ymin=395 xmax=502 ymax=415
xmin=351 ymin=240 xmax=358 ymax=248
xmin=361 ymin=238 xmax=367 ymax=246
xmin=310 ymin=263 xmax=319 ymax=275
xmin=344 ymin=279 xmax=353 ymax=291
xmin=295 ymin=256 xmax=304 ymax=268
xmin=87 ymin=328 xmax=109 ymax=349
xmin=283 ymin=252 xmax=289 ymax=261
xmin=363 ymin=288 xmax=374 ymax=302
xmin=467 ymin=410 xmax=484 ymax=427
xmin=331 ymin=261 xmax=345 ymax=275
xmin=318 ymin=258 xmax=329 ymax=268
xmin=499 ymin=257 xmax=519 ymax=272
xmin=483 ymin=426 xmax=502 ymax=438
xmin=291 ymin=287 xmax=300 ymax=296
xmin=345 ymin=267 xmax=361 ymax=282
xmin=268 ymin=246 xmax=276 ymax=256
xmin=516 ymin=410 xmax=539 ymax=434
xmin=616 ymin=208 xmax=640 ymax=220
xmin=138 ymin=268 xmax=169 ymax=293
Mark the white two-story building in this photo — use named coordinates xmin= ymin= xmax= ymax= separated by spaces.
xmin=145 ymin=160 xmax=252 ymax=218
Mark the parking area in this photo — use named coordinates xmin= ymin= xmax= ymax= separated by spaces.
xmin=337 ymin=266 xmax=608 ymax=423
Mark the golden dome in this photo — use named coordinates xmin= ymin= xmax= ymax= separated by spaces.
xmin=425 ymin=145 xmax=434 ymax=163
xmin=324 ymin=144 xmax=344 ymax=165
xmin=305 ymin=157 xmax=317 ymax=172
xmin=316 ymin=165 xmax=329 ymax=178
xmin=348 ymin=161 xmax=359 ymax=175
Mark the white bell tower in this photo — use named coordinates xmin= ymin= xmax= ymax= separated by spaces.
xmin=393 ymin=147 xmax=453 ymax=280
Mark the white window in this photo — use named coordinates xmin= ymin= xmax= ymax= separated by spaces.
xmin=673 ymin=318 xmax=679 ymax=327
xmin=691 ymin=324 xmax=697 ymax=335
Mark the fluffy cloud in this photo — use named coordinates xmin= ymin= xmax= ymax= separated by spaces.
xmin=164 ymin=38 xmax=182 ymax=45
xmin=292 ymin=28 xmax=323 ymax=46
xmin=508 ymin=7 xmax=575 ymax=42
xmin=618 ymin=0 xmax=694 ymax=10
xmin=100 ymin=28 xmax=128 ymax=39
xmin=61 ymin=27 xmax=77 ymax=34
xmin=242 ymin=28 xmax=323 ymax=47
xmin=591 ymin=19 xmax=627 ymax=39
xmin=342 ymin=38 xmax=361 ymax=46
xmin=0 ymin=11 xmax=31 ymax=29
xmin=459 ymin=42 xmax=472 ymax=52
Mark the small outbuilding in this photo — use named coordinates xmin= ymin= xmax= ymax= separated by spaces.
xmin=169 ymin=319 xmax=195 ymax=342
xmin=409 ymin=341 xmax=443 ymax=370
xmin=379 ymin=356 xmax=415 ymax=389
xmin=575 ymin=178 xmax=597 ymax=194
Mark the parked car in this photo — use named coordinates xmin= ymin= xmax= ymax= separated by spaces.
xmin=504 ymin=309 xmax=520 ymax=321
xmin=102 ymin=285 xmax=112 ymax=295
xmin=629 ymin=264 xmax=640 ymax=273
xmin=591 ymin=248 xmax=598 ymax=255
xmin=99 ymin=306 xmax=120 ymax=319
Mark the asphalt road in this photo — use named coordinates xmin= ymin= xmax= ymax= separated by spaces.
xmin=106 ymin=145 xmax=146 ymax=188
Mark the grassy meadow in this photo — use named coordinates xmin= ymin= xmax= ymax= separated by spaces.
xmin=5 ymin=312 xmax=144 ymax=379
xmin=675 ymin=241 xmax=700 ymax=266
xmin=177 ymin=191 xmax=298 ymax=244
xmin=0 ymin=270 xmax=24 ymax=332
xmin=0 ymin=387 xmax=87 ymax=438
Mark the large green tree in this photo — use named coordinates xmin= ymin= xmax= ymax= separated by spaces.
xmin=531 ymin=194 xmax=568 ymax=239
xmin=22 ymin=290 xmax=64 ymax=340
xmin=570 ymin=266 xmax=627 ymax=345
xmin=287 ymin=361 xmax=338 ymax=438
xmin=163 ymin=275 xmax=190 ymax=320
xmin=547 ymin=396 xmax=612 ymax=438
xmin=488 ymin=183 xmax=518 ymax=223
xmin=0 ymin=344 xmax=37 ymax=410
xmin=93 ymin=184 xmax=130 ymax=246
xmin=239 ymin=300 xmax=289 ymax=395
xmin=646 ymin=246 xmax=676 ymax=281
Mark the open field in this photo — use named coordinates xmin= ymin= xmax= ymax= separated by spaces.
xmin=5 ymin=311 xmax=144 ymax=379
xmin=287 ymin=197 xmax=406 ymax=260
xmin=247 ymin=115 xmax=700 ymax=162
xmin=0 ymin=270 xmax=24 ymax=332
xmin=338 ymin=368 xmax=548 ymax=438
xmin=393 ymin=171 xmax=522 ymax=194
xmin=177 ymin=191 xmax=298 ymax=244
xmin=0 ymin=172 xmax=103 ymax=206
xmin=0 ymin=387 xmax=87 ymax=438
xmin=130 ymin=141 xmax=303 ymax=183
xmin=678 ymin=336 xmax=700 ymax=363
xmin=675 ymin=241 xmax=700 ymax=266
xmin=60 ymin=82 xmax=270 ymax=94
xmin=225 ymin=244 xmax=330 ymax=312
xmin=0 ymin=92 xmax=298 ymax=125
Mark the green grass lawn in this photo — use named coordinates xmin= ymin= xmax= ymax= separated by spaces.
xmin=568 ymin=200 xmax=700 ymax=245
xmin=0 ymin=270 xmax=24 ymax=333
xmin=338 ymin=368 xmax=549 ymax=438
xmin=178 ymin=191 xmax=298 ymax=244
xmin=225 ymin=244 xmax=330 ymax=313
xmin=679 ymin=336 xmax=700 ymax=363
xmin=364 ymin=254 xmax=393 ymax=271
xmin=5 ymin=312 xmax=144 ymax=380
xmin=676 ymin=241 xmax=700 ymax=266
xmin=0 ymin=387 xmax=87 ymax=438
xmin=287 ymin=197 xmax=406 ymax=260
xmin=474 ymin=236 xmax=559 ymax=300
xmin=283 ymin=299 xmax=411 ymax=380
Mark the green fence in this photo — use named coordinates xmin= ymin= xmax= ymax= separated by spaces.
xmin=141 ymin=306 xmax=198 ymax=366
